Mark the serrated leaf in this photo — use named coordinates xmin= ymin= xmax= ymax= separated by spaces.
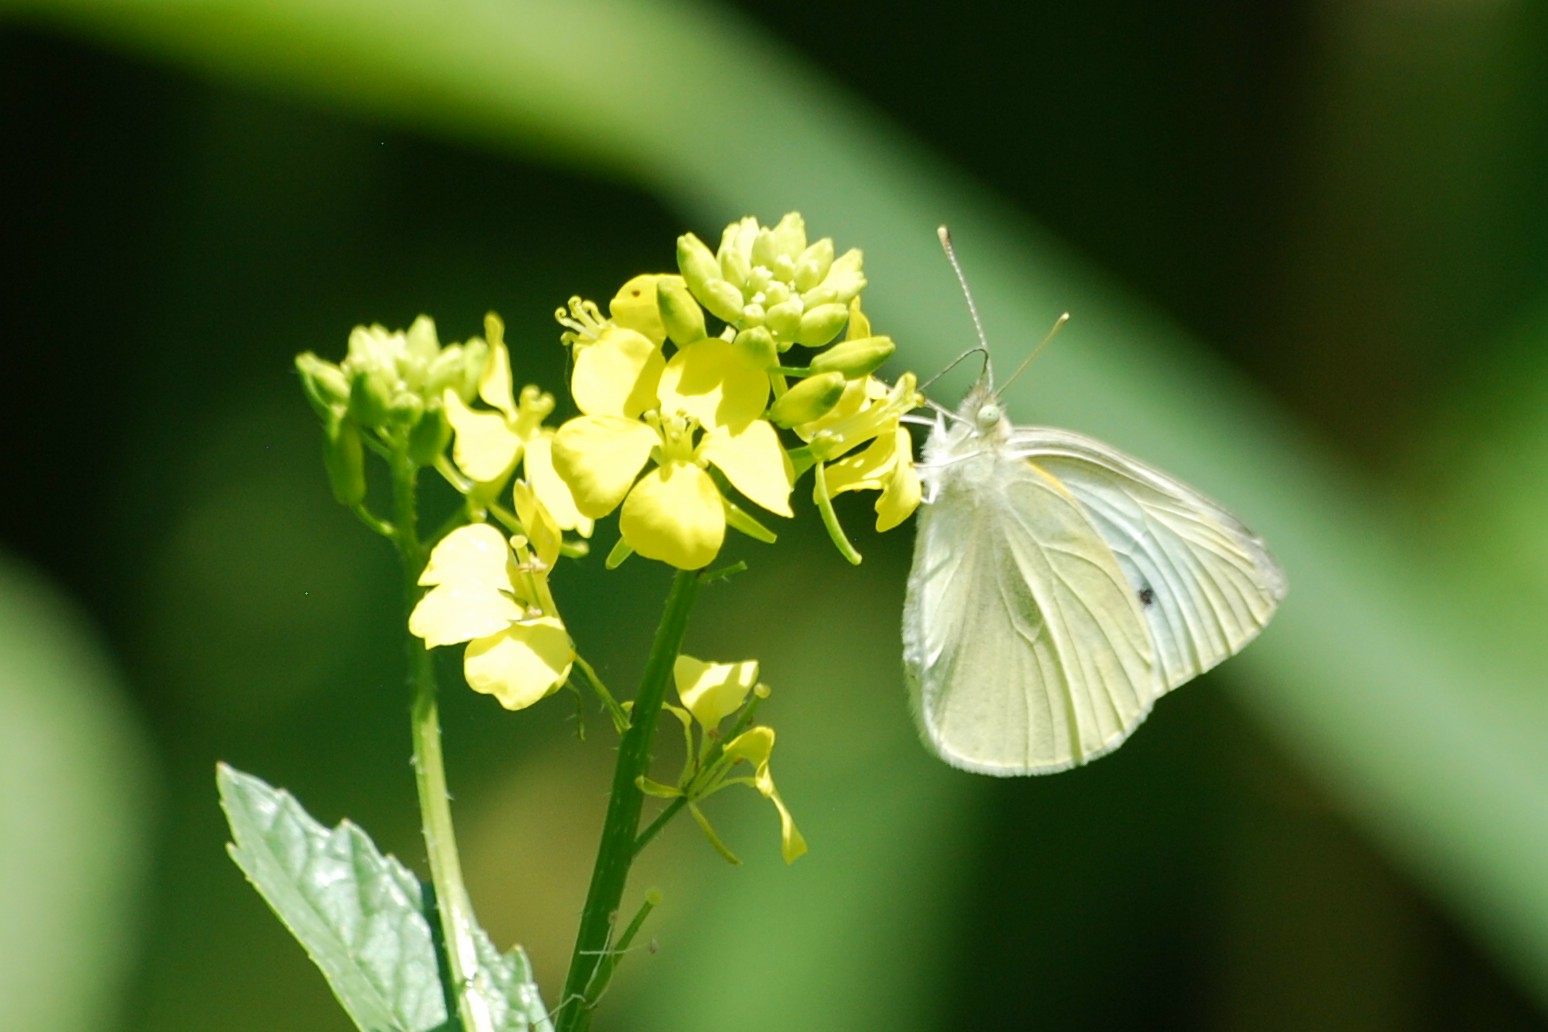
xmin=217 ymin=763 xmax=552 ymax=1032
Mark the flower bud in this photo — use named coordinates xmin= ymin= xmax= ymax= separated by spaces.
xmin=793 ymin=238 xmax=834 ymax=292
xmin=795 ymin=303 xmax=851 ymax=347
xmin=324 ymin=418 xmax=366 ymax=506
xmin=732 ymin=326 xmax=778 ymax=371
xmin=296 ymin=352 xmax=349 ymax=417
xmin=348 ymin=367 xmax=394 ymax=428
xmin=656 ymin=277 xmax=707 ymax=345
xmin=677 ymin=233 xmax=722 ymax=294
xmin=768 ymin=371 xmax=846 ymax=427
xmin=699 ymin=279 xmax=746 ymax=325
xmin=407 ymin=408 xmax=451 ymax=467
xmin=809 ymin=336 xmax=895 ymax=379
xmin=823 ymin=248 xmax=866 ymax=303
xmin=764 ymin=212 xmax=808 ymax=264
xmin=764 ymin=300 xmax=803 ymax=342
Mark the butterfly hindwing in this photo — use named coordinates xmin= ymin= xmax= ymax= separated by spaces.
xmin=904 ymin=439 xmax=1164 ymax=775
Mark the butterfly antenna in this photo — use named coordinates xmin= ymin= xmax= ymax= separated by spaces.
xmin=998 ymin=311 xmax=1069 ymax=397
xmin=933 ymin=225 xmax=993 ymax=391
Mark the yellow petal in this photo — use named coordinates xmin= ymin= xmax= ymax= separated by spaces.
xmin=551 ymin=416 xmax=659 ymax=519
xmin=418 ymin=524 xmax=515 ymax=589
xmin=674 ymin=655 xmax=759 ymax=729
xmin=875 ymin=437 xmax=922 ymax=532
xmin=444 ymin=390 xmax=522 ymax=484
xmin=609 ymin=274 xmax=681 ymax=346
xmin=620 ymin=462 xmax=724 ymax=569
xmin=657 ymin=336 xmax=769 ymax=433
xmin=409 ymin=581 xmax=524 ymax=648
xmin=522 ymin=433 xmax=593 ymax=537
xmin=571 ymin=326 xmax=664 ymax=418
xmin=478 ymin=335 xmax=518 ymax=419
xmin=699 ymin=420 xmax=793 ymax=517
xmin=823 ymin=429 xmax=895 ymax=496
xmin=724 ymin=726 xmax=805 ymax=863
xmin=464 ymin=618 xmax=574 ymax=710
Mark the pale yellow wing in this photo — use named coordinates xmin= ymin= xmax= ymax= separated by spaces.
xmin=1011 ymin=427 xmax=1286 ymax=692
xmin=903 ymin=449 xmax=1163 ymax=775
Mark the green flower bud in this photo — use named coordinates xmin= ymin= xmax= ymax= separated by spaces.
xmin=348 ymin=367 xmax=394 ymax=428
xmin=803 ymin=248 xmax=866 ymax=307
xmin=407 ymin=409 xmax=451 ymax=467
xmin=719 ymin=238 xmax=752 ymax=289
xmin=295 ymin=352 xmax=349 ymax=418
xmin=793 ymin=238 xmax=834 ymax=292
xmin=657 ymin=277 xmax=707 ymax=345
xmin=324 ymin=418 xmax=366 ymax=506
xmin=404 ymin=315 xmax=440 ymax=364
xmin=809 ymin=336 xmax=896 ymax=379
xmin=700 ymin=279 xmax=747 ymax=325
xmin=795 ymin=302 xmax=851 ymax=347
xmin=764 ymin=300 xmax=803 ymax=342
xmin=768 ymin=371 xmax=846 ymax=427
xmin=732 ymin=326 xmax=779 ymax=370
xmin=426 ymin=345 xmax=471 ymax=397
xmin=678 ymin=233 xmax=722 ymax=294
xmin=764 ymin=212 xmax=808 ymax=264
xmin=388 ymin=392 xmax=424 ymax=428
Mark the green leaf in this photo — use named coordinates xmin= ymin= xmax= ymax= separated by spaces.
xmin=217 ymin=763 xmax=552 ymax=1032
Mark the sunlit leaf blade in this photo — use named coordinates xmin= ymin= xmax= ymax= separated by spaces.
xmin=217 ymin=763 xmax=552 ymax=1032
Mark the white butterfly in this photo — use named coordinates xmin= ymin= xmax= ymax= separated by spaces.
xmin=902 ymin=232 xmax=1286 ymax=776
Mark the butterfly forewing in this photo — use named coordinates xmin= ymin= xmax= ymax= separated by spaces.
xmin=904 ymin=438 xmax=1164 ymax=775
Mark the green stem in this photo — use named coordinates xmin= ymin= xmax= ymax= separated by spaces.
xmin=556 ymin=568 xmax=703 ymax=1032
xmin=393 ymin=453 xmax=492 ymax=1032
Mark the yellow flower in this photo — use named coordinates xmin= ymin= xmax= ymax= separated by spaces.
xmin=408 ymin=523 xmax=574 ymax=711
xmin=674 ymin=655 xmax=760 ymax=729
xmin=823 ymin=426 xmax=923 ymax=532
xmin=645 ymin=655 xmax=805 ymax=864
xmin=553 ymin=329 xmax=793 ymax=570
xmin=721 ymin=726 xmax=806 ymax=863
xmin=442 ymin=314 xmax=591 ymax=536
xmin=797 ymin=372 xmax=925 ymax=538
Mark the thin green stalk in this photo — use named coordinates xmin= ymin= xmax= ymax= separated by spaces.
xmin=393 ymin=453 xmax=492 ymax=1032
xmin=556 ymin=568 xmax=703 ymax=1032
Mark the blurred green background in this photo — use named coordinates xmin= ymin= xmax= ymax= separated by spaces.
xmin=3 ymin=1 xmax=1547 ymax=1029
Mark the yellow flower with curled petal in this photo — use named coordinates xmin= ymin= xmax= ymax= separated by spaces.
xmin=722 ymin=726 xmax=806 ymax=863
xmin=553 ymin=327 xmax=793 ymax=570
xmin=442 ymin=314 xmax=591 ymax=537
xmin=638 ymin=655 xmax=804 ymax=864
xmin=823 ymin=426 xmax=922 ymax=532
xmin=408 ymin=523 xmax=574 ymax=710
xmin=793 ymin=372 xmax=925 ymax=556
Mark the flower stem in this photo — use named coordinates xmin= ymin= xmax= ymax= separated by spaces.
xmin=556 ymin=567 xmax=703 ymax=1032
xmin=394 ymin=453 xmax=492 ymax=1032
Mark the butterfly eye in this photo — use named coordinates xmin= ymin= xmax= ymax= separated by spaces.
xmin=975 ymin=402 xmax=1001 ymax=430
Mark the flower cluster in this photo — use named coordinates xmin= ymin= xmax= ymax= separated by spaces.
xmin=296 ymin=214 xmax=927 ymax=866
xmin=295 ymin=315 xmax=489 ymax=503
xmin=551 ymin=212 xmax=923 ymax=570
